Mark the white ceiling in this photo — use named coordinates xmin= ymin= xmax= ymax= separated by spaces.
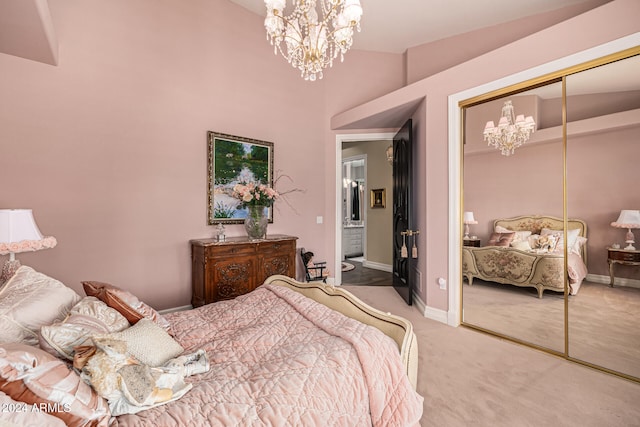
xmin=229 ymin=0 xmax=609 ymax=53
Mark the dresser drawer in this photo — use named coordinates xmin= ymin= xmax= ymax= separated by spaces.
xmin=205 ymin=243 xmax=255 ymax=257
xmin=258 ymin=240 xmax=295 ymax=254
xmin=609 ymin=250 xmax=640 ymax=262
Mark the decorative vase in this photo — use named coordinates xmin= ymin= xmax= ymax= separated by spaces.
xmin=244 ymin=205 xmax=268 ymax=240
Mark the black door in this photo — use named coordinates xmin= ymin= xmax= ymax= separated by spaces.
xmin=392 ymin=119 xmax=415 ymax=305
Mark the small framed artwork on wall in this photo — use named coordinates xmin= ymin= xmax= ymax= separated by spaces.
xmin=371 ymin=188 xmax=386 ymax=208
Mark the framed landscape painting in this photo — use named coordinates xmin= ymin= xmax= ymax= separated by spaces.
xmin=207 ymin=131 xmax=274 ymax=225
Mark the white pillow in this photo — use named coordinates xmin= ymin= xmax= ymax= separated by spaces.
xmin=495 ymin=225 xmax=531 ymax=243
xmin=511 ymin=240 xmax=532 ymax=251
xmin=0 ymin=266 xmax=81 ymax=346
xmin=98 ymin=318 xmax=183 ymax=367
xmin=541 ymin=228 xmax=581 ymax=253
xmin=40 ymin=297 xmax=130 ymax=360
xmin=570 ymin=236 xmax=588 ymax=256
xmin=528 ymin=234 xmax=541 ymax=248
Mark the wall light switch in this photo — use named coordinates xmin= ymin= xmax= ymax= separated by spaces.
xmin=438 ymin=277 xmax=447 ymax=290
xmin=316 ymin=216 xmax=323 ymax=224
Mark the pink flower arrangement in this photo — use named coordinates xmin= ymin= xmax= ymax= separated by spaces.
xmin=0 ymin=236 xmax=57 ymax=255
xmin=232 ymin=182 xmax=279 ymax=208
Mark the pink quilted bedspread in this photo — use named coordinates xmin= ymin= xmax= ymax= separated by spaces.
xmin=114 ymin=284 xmax=423 ymax=426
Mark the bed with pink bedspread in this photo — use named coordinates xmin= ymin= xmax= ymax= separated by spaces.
xmin=0 ymin=267 xmax=422 ymax=427
xmin=115 ymin=282 xmax=422 ymax=426
xmin=462 ymin=215 xmax=588 ymax=298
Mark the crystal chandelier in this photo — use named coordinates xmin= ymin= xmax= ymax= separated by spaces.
xmin=264 ymin=0 xmax=363 ymax=81
xmin=483 ymin=100 xmax=536 ymax=156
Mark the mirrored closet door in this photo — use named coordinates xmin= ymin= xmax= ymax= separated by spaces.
xmin=462 ymin=80 xmax=565 ymax=353
xmin=566 ymin=53 xmax=640 ymax=379
xmin=461 ymin=47 xmax=640 ymax=382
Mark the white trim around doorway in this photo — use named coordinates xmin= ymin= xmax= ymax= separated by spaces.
xmin=335 ymin=132 xmax=395 ymax=286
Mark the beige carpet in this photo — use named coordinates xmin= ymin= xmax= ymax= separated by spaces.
xmin=463 ymin=279 xmax=640 ymax=379
xmin=343 ymin=285 xmax=640 ymax=427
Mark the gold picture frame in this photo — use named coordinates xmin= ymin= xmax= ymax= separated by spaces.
xmin=207 ymin=131 xmax=274 ymax=225
xmin=370 ymin=188 xmax=386 ymax=208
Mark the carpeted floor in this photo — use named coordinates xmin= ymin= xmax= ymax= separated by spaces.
xmin=463 ymin=279 xmax=640 ymax=379
xmin=342 ymin=285 xmax=640 ymax=427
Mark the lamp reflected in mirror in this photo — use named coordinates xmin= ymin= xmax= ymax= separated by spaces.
xmin=611 ymin=209 xmax=640 ymax=250
xmin=463 ymin=211 xmax=477 ymax=240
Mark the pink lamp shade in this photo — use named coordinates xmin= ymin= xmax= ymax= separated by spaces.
xmin=611 ymin=209 xmax=640 ymax=250
xmin=0 ymin=209 xmax=57 ymax=284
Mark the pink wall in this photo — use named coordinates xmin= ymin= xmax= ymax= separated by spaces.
xmin=2 ymin=0 xmax=638 ymax=315
xmin=329 ymin=0 xmax=640 ymax=311
xmin=567 ymin=126 xmax=640 ymax=280
xmin=405 ymin=0 xmax=611 ymax=84
xmin=464 ymin=141 xmax=565 ymax=239
xmin=0 ymin=0 xmax=408 ymax=309
xmin=0 ymin=0 xmax=58 ymax=65
xmin=0 ymin=0 xmax=386 ymax=309
xmin=321 ymin=51 xmax=405 ymax=260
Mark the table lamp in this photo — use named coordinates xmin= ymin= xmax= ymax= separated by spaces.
xmin=463 ymin=211 xmax=478 ymax=240
xmin=0 ymin=209 xmax=57 ymax=284
xmin=611 ymin=209 xmax=640 ymax=250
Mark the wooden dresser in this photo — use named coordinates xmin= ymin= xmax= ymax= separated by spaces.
xmin=190 ymin=234 xmax=298 ymax=307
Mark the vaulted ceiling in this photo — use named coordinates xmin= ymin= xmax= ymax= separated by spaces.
xmin=0 ymin=0 xmax=612 ymax=66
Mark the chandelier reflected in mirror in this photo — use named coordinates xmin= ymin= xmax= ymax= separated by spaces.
xmin=483 ymin=100 xmax=536 ymax=156
xmin=264 ymin=0 xmax=363 ymax=81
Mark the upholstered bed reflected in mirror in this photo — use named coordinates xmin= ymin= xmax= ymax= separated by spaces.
xmin=462 ymin=80 xmax=565 ymax=353
xmin=460 ymin=47 xmax=640 ymax=382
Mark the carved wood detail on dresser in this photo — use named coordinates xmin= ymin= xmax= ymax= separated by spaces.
xmin=190 ymin=235 xmax=298 ymax=307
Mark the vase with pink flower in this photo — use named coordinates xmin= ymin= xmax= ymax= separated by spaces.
xmin=232 ymin=182 xmax=279 ymax=240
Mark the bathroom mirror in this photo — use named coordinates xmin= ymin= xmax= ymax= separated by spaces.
xmin=342 ymin=156 xmax=366 ymax=260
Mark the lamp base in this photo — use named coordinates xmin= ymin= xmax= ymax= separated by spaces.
xmin=0 ymin=259 xmax=21 ymax=286
xmin=624 ymin=243 xmax=636 ymax=251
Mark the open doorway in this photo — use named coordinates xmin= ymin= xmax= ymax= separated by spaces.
xmin=337 ymin=134 xmax=394 ymax=286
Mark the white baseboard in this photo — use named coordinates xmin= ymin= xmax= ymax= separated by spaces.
xmin=413 ymin=292 xmax=449 ymax=324
xmin=587 ymin=273 xmax=640 ymax=289
xmin=362 ymin=260 xmax=392 ymax=273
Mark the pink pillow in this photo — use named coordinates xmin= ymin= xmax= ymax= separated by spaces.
xmin=0 ymin=343 xmax=110 ymax=426
xmin=82 ymin=281 xmax=170 ymax=332
xmin=0 ymin=390 xmax=66 ymax=426
xmin=487 ymin=232 xmax=515 ymax=247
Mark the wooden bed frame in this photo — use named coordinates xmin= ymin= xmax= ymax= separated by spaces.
xmin=264 ymin=275 xmax=419 ymax=390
